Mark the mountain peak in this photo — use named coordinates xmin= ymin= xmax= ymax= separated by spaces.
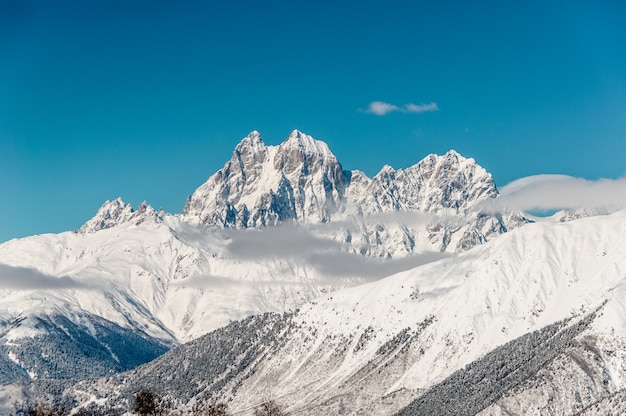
xmin=233 ymin=131 xmax=267 ymax=160
xmin=441 ymin=149 xmax=476 ymax=165
xmin=234 ymin=130 xmax=265 ymax=150
xmin=288 ymin=128 xmax=304 ymax=138
xmin=77 ymin=198 xmax=159 ymax=234
xmin=280 ymin=130 xmax=335 ymax=159
xmin=443 ymin=148 xmax=461 ymax=159
xmin=77 ymin=198 xmax=134 ymax=234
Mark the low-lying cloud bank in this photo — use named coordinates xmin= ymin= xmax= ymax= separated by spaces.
xmin=222 ymin=224 xmax=452 ymax=283
xmin=307 ymin=251 xmax=452 ymax=280
xmin=226 ymin=226 xmax=342 ymax=260
xmin=0 ymin=264 xmax=95 ymax=290
xmin=492 ymin=174 xmax=626 ymax=212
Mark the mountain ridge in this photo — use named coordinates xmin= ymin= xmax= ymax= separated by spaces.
xmin=83 ymin=130 xmax=529 ymax=255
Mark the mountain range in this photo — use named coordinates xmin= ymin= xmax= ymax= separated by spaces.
xmin=0 ymin=130 xmax=622 ymax=415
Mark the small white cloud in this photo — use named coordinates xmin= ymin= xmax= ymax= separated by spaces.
xmin=363 ymin=101 xmax=439 ymax=116
xmin=404 ymin=102 xmax=439 ymax=113
xmin=365 ymin=101 xmax=401 ymax=116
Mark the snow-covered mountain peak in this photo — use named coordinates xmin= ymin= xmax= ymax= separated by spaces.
xmin=443 ymin=148 xmax=461 ymax=159
xmin=77 ymin=198 xmax=133 ymax=233
xmin=77 ymin=198 xmax=160 ymax=234
xmin=183 ymin=130 xmax=348 ymax=227
xmin=235 ymin=130 xmax=266 ymax=153
xmin=378 ymin=164 xmax=395 ymax=175
xmin=412 ymin=149 xmax=496 ymax=204
xmin=359 ymin=149 xmax=496 ymax=215
xmin=245 ymin=129 xmax=261 ymax=140
xmin=417 ymin=149 xmax=477 ymax=172
xmin=280 ymin=129 xmax=336 ymax=159
xmin=230 ymin=131 xmax=269 ymax=176
xmin=274 ymin=130 xmax=343 ymax=177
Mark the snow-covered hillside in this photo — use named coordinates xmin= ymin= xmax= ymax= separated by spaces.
xmin=221 ymin=210 xmax=626 ymax=415
xmin=29 ymin=209 xmax=626 ymax=416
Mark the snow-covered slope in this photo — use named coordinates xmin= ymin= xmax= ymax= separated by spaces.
xmin=221 ymin=210 xmax=626 ymax=415
xmin=0 ymin=216 xmax=341 ymax=344
xmin=39 ymin=209 xmax=626 ymax=416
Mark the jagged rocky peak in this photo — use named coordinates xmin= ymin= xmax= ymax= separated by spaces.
xmin=408 ymin=149 xmax=498 ymax=211
xmin=274 ymin=129 xmax=343 ymax=176
xmin=183 ymin=130 xmax=348 ymax=228
xmin=353 ymin=149 xmax=496 ymax=215
xmin=233 ymin=130 xmax=267 ymax=168
xmin=280 ymin=129 xmax=335 ymax=158
xmin=77 ymin=198 xmax=159 ymax=234
xmin=220 ymin=130 xmax=268 ymax=190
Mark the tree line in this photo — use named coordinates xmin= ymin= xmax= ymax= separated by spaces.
xmin=23 ymin=389 xmax=286 ymax=416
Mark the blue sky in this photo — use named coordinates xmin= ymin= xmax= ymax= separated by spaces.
xmin=1 ymin=1 xmax=625 ymax=242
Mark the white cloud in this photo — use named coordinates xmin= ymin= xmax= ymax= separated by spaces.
xmin=307 ymin=251 xmax=451 ymax=280
xmin=224 ymin=223 xmax=451 ymax=281
xmin=486 ymin=174 xmax=626 ymax=212
xmin=404 ymin=102 xmax=439 ymax=113
xmin=365 ymin=101 xmax=401 ymax=115
xmin=364 ymin=101 xmax=439 ymax=116
xmin=170 ymin=274 xmax=319 ymax=289
xmin=226 ymin=226 xmax=341 ymax=260
xmin=0 ymin=264 xmax=95 ymax=290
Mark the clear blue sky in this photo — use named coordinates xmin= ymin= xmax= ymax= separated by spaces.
xmin=1 ymin=0 xmax=625 ymax=242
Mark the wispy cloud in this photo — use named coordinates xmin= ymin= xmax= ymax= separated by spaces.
xmin=0 ymin=264 xmax=95 ymax=290
xmin=170 ymin=274 xmax=315 ymax=289
xmin=363 ymin=101 xmax=439 ymax=116
xmin=224 ymin=224 xmax=451 ymax=281
xmin=170 ymin=274 xmax=253 ymax=289
xmin=365 ymin=101 xmax=401 ymax=115
xmin=404 ymin=102 xmax=439 ymax=113
xmin=486 ymin=174 xmax=626 ymax=212
xmin=226 ymin=226 xmax=341 ymax=260
xmin=307 ymin=251 xmax=452 ymax=281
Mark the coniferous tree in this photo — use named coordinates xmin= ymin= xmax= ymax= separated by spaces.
xmin=193 ymin=398 xmax=231 ymax=416
xmin=253 ymin=399 xmax=285 ymax=416
xmin=133 ymin=389 xmax=168 ymax=416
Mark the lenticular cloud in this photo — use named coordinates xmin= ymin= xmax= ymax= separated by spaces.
xmin=494 ymin=174 xmax=626 ymax=212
